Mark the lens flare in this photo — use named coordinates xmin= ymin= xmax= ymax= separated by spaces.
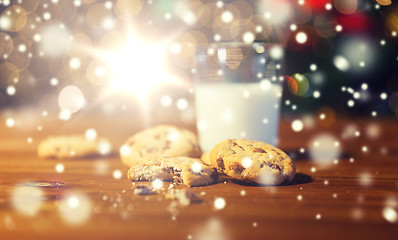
xmin=95 ymin=33 xmax=180 ymax=102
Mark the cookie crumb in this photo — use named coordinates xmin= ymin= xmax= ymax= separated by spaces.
xmin=166 ymin=189 xmax=202 ymax=206
xmin=133 ymin=185 xmax=155 ymax=195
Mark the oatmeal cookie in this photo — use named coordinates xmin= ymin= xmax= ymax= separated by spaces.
xmin=209 ymin=139 xmax=295 ymax=185
xmin=38 ymin=135 xmax=112 ymax=159
xmin=127 ymin=157 xmax=218 ymax=187
xmin=120 ymin=125 xmax=201 ymax=167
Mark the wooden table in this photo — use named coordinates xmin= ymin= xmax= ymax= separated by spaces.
xmin=1 ymin=108 xmax=398 ymax=240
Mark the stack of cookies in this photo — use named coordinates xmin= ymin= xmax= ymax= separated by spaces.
xmin=122 ymin=125 xmax=296 ymax=187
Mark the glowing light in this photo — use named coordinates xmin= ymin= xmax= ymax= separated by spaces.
xmin=295 ymin=32 xmax=307 ymax=44
xmin=309 ymin=134 xmax=341 ymax=166
xmin=258 ymin=1 xmax=291 ymax=24
xmin=6 ymin=85 xmax=16 ymax=95
xmin=191 ymin=162 xmax=203 ymax=173
xmin=73 ymin=0 xmax=82 ymax=7
xmin=380 ymin=93 xmax=388 ymax=100
xmin=347 ymin=100 xmax=355 ymax=107
xmin=96 ymin=33 xmax=177 ymax=102
xmin=316 ymin=213 xmax=322 ymax=220
xmin=297 ymin=195 xmax=303 ymax=201
xmin=240 ymin=190 xmax=246 ymax=196
xmin=55 ymin=163 xmax=65 ymax=173
xmin=170 ymin=43 xmax=181 ymax=55
xmin=152 ymin=178 xmax=163 ymax=190
xmin=84 ymin=128 xmax=97 ymax=140
xmin=221 ymin=11 xmax=233 ymax=23
xmin=337 ymin=37 xmax=376 ymax=72
xmin=5 ymin=117 xmax=15 ymax=127
xmin=69 ymin=57 xmax=81 ymax=69
xmin=310 ymin=64 xmax=317 ymax=71
xmin=167 ymin=130 xmax=181 ymax=142
xmin=362 ymin=146 xmax=368 ymax=152
xmin=290 ymin=24 xmax=297 ymax=31
xmin=334 ymin=55 xmax=350 ymax=71
xmin=176 ymin=98 xmax=188 ymax=110
xmin=313 ymin=91 xmax=321 ymax=98
xmin=359 ymin=172 xmax=372 ymax=186
xmin=104 ymin=1 xmax=113 ymax=9
xmin=113 ymin=170 xmax=122 ymax=179
xmin=18 ymin=44 xmax=26 ymax=52
xmin=43 ymin=12 xmax=51 ymax=20
xmin=214 ymin=34 xmax=221 ymax=42
xmin=50 ymin=77 xmax=59 ymax=86
xmin=241 ymin=157 xmax=253 ymax=168
xmin=335 ymin=25 xmax=343 ymax=32
xmin=214 ymin=197 xmax=226 ymax=210
xmin=120 ymin=145 xmax=131 ymax=156
xmin=270 ymin=46 xmax=284 ymax=60
xmin=58 ymin=85 xmax=85 ymax=113
xmin=160 ymin=95 xmax=172 ymax=107
xmin=98 ymin=141 xmax=112 ymax=155
xmin=291 ymin=120 xmax=304 ymax=132
xmin=382 ymin=207 xmax=397 ymax=223
xmin=59 ymin=110 xmax=71 ymax=121
xmin=59 ymin=193 xmax=91 ymax=225
xmin=11 ymin=185 xmax=43 ymax=216
xmin=242 ymin=32 xmax=255 ymax=44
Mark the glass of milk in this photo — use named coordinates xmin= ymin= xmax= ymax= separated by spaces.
xmin=193 ymin=42 xmax=284 ymax=152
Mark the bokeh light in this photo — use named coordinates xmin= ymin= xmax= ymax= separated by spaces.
xmin=58 ymin=85 xmax=85 ymax=114
xmin=309 ymin=134 xmax=341 ymax=166
xmin=11 ymin=185 xmax=43 ymax=216
xmin=59 ymin=192 xmax=92 ymax=225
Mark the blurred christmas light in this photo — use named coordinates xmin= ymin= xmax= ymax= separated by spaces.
xmin=309 ymin=134 xmax=341 ymax=166
xmin=58 ymin=85 xmax=85 ymax=114
xmin=113 ymin=170 xmax=122 ymax=180
xmin=85 ymin=128 xmax=97 ymax=140
xmin=11 ymin=185 xmax=43 ymax=216
xmin=55 ymin=163 xmax=65 ymax=173
xmin=291 ymin=119 xmax=304 ymax=132
xmin=214 ymin=197 xmax=226 ymax=210
xmin=59 ymin=192 xmax=92 ymax=225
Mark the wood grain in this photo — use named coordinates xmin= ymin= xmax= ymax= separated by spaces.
xmin=1 ymin=111 xmax=398 ymax=240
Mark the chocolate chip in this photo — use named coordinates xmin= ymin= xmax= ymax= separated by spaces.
xmin=162 ymin=167 xmax=174 ymax=174
xmin=162 ymin=140 xmax=172 ymax=151
xmin=147 ymin=147 xmax=158 ymax=153
xmin=253 ymin=147 xmax=266 ymax=153
xmin=216 ymin=157 xmax=225 ymax=170
xmin=260 ymin=163 xmax=264 ymax=168
xmin=269 ymin=164 xmax=281 ymax=171
xmin=230 ymin=162 xmax=244 ymax=174
xmin=210 ymin=169 xmax=218 ymax=182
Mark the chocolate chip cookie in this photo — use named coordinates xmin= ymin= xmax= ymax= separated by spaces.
xmin=38 ymin=135 xmax=113 ymax=159
xmin=127 ymin=157 xmax=218 ymax=187
xmin=120 ymin=125 xmax=201 ymax=167
xmin=209 ymin=139 xmax=295 ymax=185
